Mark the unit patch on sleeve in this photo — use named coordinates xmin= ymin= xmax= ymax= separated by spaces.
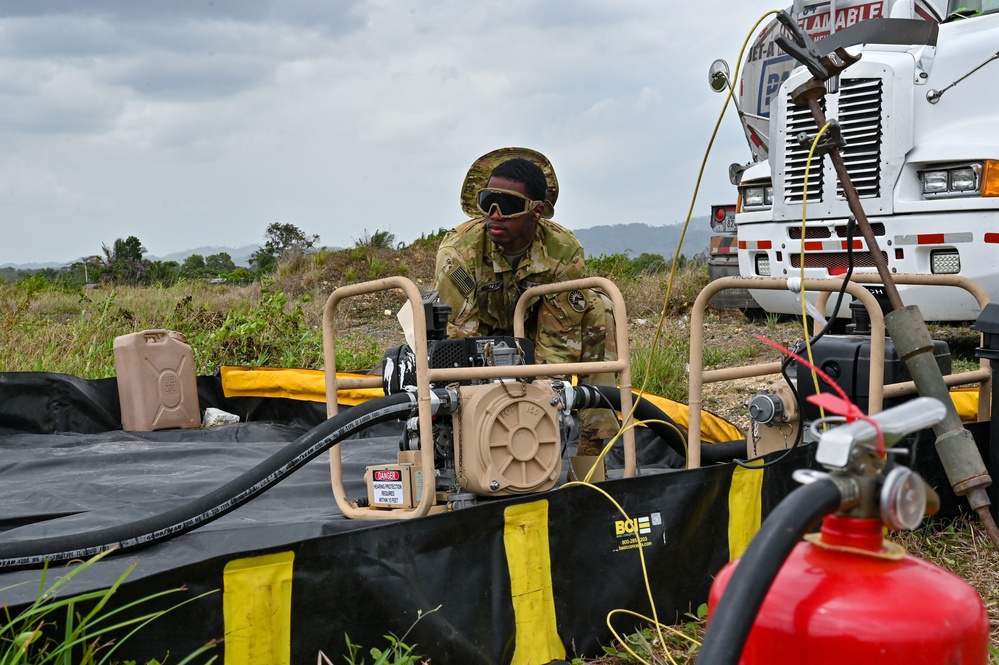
xmin=567 ymin=289 xmax=586 ymax=313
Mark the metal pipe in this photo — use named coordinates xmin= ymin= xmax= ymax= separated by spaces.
xmin=887 ymin=306 xmax=998 ymax=544
xmin=323 ymin=276 xmax=437 ymax=519
xmin=881 ymin=369 xmax=991 ymax=400
xmin=703 ymin=362 xmax=784 ymax=383
xmin=333 ymin=375 xmax=382 ymax=390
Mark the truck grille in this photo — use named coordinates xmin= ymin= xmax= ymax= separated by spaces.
xmin=783 ymin=78 xmax=883 ymax=203
xmin=784 ymin=99 xmax=825 ymax=204
xmin=836 ymin=78 xmax=883 ymax=199
xmin=790 ymin=251 xmax=887 ymax=270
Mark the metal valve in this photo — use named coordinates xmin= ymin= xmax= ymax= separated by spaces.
xmin=748 ymin=390 xmax=785 ymax=426
xmin=804 ymin=397 xmax=947 ymax=528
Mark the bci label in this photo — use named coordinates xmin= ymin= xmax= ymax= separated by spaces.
xmin=615 ymin=516 xmax=652 ymax=536
xmin=611 ymin=512 xmax=662 ymax=553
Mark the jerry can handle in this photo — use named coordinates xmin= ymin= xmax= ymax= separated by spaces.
xmin=139 ymin=330 xmax=188 ymax=344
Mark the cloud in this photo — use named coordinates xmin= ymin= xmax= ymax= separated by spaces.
xmin=0 ymin=0 xmax=776 ymax=265
xmin=0 ymin=0 xmax=366 ymax=33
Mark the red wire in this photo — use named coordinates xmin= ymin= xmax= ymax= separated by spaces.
xmin=754 ymin=334 xmax=886 ymax=456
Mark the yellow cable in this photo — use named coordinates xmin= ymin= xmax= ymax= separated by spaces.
xmin=800 ymin=122 xmax=833 ymax=419
xmin=563 ymin=477 xmax=706 ymax=664
xmin=622 ymin=9 xmax=780 ymax=474
xmin=562 ymin=481 xmax=670 ymax=665
xmin=606 ymin=609 xmax=701 ymax=659
xmin=583 ymin=418 xmax=688 ymax=484
xmin=572 ymin=17 xmax=785 ymax=660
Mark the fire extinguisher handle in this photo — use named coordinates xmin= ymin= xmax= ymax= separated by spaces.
xmin=816 ymin=397 xmax=947 ymax=470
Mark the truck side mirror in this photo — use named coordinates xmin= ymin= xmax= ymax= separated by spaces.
xmin=709 ymin=59 xmax=731 ymax=93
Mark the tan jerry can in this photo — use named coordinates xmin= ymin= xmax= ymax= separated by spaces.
xmin=114 ymin=329 xmax=201 ymax=431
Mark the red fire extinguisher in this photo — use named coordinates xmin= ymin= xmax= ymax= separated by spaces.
xmin=700 ymin=398 xmax=990 ymax=664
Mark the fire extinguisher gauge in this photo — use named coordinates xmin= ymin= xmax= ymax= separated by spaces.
xmin=880 ymin=466 xmax=931 ymax=531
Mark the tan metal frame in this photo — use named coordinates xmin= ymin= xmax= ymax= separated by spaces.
xmin=322 ymin=275 xmax=636 ymax=519
xmin=688 ymin=274 xmax=992 ymax=468
xmin=814 ymin=274 xmax=992 ymax=422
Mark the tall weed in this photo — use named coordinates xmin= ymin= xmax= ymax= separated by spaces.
xmin=0 ymin=253 xmax=712 ymax=382
xmin=0 ymin=280 xmax=385 ymax=377
xmin=1 ymin=550 xmax=217 ymax=665
xmin=188 ymin=288 xmax=323 ymax=371
xmin=631 ymin=337 xmax=690 ymax=402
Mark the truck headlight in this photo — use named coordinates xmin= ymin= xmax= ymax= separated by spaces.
xmin=950 ymin=167 xmax=977 ymax=191
xmin=921 ymin=170 xmax=949 ymax=194
xmin=740 ymin=184 xmax=773 ymax=210
xmin=755 ymin=254 xmax=771 ymax=276
xmin=919 ymin=162 xmax=993 ymax=197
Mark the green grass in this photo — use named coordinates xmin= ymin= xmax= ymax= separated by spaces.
xmin=630 ymin=339 xmax=689 ymax=401
xmin=702 ymin=343 xmax=757 ymax=367
xmin=319 ymin=606 xmax=439 ymax=665
xmin=1 ymin=551 xmax=217 ymax=665
xmin=0 ymin=281 xmax=389 ymax=377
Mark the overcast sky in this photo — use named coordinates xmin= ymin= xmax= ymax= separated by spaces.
xmin=0 ymin=0 xmax=779 ymax=266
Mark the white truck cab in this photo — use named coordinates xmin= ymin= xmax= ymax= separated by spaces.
xmin=733 ymin=0 xmax=999 ymax=321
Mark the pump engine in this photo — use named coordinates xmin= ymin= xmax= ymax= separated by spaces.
xmin=358 ymin=292 xmax=577 ymax=511
xmin=368 ymin=332 xmax=571 ymax=510
xmin=745 ymin=298 xmax=951 ymax=459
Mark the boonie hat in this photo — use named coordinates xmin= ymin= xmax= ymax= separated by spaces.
xmin=460 ymin=147 xmax=558 ymax=219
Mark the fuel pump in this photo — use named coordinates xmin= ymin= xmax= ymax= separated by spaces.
xmin=322 ymin=275 xmax=643 ymax=519
xmin=371 ymin=329 xmax=573 ymax=510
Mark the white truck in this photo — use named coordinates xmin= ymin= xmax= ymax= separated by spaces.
xmin=728 ymin=0 xmax=999 ymax=321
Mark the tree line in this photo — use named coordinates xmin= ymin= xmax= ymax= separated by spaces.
xmin=0 ymin=223 xmax=422 ymax=288
xmin=1 ymin=222 xmax=683 ymax=288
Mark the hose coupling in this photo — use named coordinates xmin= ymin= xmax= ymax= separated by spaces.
xmin=792 ymin=469 xmax=860 ymax=511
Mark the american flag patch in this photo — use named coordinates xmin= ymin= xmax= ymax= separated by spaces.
xmin=449 ymin=266 xmax=475 ymax=296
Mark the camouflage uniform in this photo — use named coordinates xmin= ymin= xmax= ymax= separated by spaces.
xmin=434 ymin=216 xmax=619 ymax=446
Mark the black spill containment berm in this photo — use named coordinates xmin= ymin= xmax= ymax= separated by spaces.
xmin=0 ymin=371 xmax=984 ymax=665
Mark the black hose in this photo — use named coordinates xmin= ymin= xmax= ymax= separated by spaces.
xmin=574 ymin=385 xmax=747 ymax=464
xmin=696 ymin=478 xmax=843 ymax=665
xmin=0 ymin=392 xmax=421 ymax=570
xmin=700 ymin=439 xmax=750 ymax=466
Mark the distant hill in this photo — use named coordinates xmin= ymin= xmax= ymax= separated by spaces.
xmin=1 ymin=245 xmax=262 ymax=271
xmin=0 ymin=260 xmax=63 ymax=270
xmin=574 ymin=217 xmax=712 ymax=260
xmin=149 ymin=244 xmax=260 ymax=268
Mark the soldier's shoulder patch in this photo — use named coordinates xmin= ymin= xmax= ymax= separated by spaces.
xmin=449 ymin=265 xmax=475 ymax=297
xmin=567 ymin=289 xmax=586 ymax=312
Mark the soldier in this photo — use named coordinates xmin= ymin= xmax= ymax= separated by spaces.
xmin=433 ymin=147 xmax=618 ymax=460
